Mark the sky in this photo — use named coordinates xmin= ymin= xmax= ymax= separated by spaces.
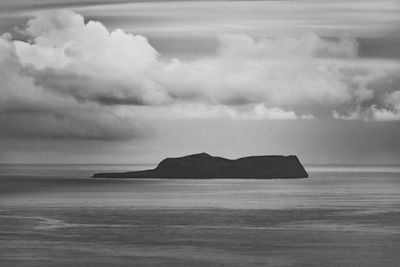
xmin=0 ymin=0 xmax=399 ymax=164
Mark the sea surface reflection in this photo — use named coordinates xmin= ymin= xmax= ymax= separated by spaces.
xmin=0 ymin=164 xmax=399 ymax=266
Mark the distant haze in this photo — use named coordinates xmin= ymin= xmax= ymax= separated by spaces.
xmin=0 ymin=0 xmax=399 ymax=164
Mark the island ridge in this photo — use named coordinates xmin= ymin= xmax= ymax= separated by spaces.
xmin=93 ymin=153 xmax=309 ymax=179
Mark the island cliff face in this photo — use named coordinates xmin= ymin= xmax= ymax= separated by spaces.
xmin=93 ymin=153 xmax=308 ymax=179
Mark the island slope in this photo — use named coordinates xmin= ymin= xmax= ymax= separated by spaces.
xmin=93 ymin=153 xmax=308 ymax=179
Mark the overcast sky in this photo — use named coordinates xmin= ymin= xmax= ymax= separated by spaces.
xmin=0 ymin=0 xmax=399 ymax=164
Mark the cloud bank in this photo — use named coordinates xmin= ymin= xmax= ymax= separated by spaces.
xmin=1 ymin=10 xmax=400 ymax=141
xmin=0 ymin=30 xmax=151 ymax=141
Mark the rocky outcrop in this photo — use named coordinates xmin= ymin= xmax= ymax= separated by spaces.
xmin=93 ymin=153 xmax=308 ymax=179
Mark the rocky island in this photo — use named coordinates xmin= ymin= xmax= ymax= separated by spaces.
xmin=93 ymin=153 xmax=308 ymax=179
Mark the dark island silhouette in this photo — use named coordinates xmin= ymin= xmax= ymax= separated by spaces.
xmin=93 ymin=153 xmax=308 ymax=179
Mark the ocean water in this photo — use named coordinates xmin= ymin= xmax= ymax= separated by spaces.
xmin=0 ymin=164 xmax=399 ymax=266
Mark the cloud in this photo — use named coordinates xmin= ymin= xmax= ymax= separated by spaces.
xmin=11 ymin=10 xmax=363 ymax=114
xmin=154 ymin=34 xmax=359 ymax=108
xmin=333 ymin=107 xmax=400 ymax=121
xmin=115 ymin=103 xmax=305 ymax=120
xmin=1 ymin=8 xmax=400 ymax=145
xmin=218 ymin=33 xmax=358 ymax=59
xmin=333 ymin=90 xmax=400 ymax=121
xmin=0 ymin=32 xmax=152 ymax=141
xmin=371 ymin=107 xmax=400 ymax=121
xmin=16 ymin=10 xmax=158 ymax=72
xmin=13 ymin=10 xmax=166 ymax=104
xmin=384 ymin=90 xmax=400 ymax=109
xmin=372 ymin=90 xmax=400 ymax=121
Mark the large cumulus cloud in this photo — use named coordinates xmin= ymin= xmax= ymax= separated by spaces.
xmin=1 ymin=10 xmax=400 ymax=141
xmin=0 ymin=31 xmax=151 ymax=141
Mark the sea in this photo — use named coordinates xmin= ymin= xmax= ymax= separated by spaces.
xmin=0 ymin=164 xmax=399 ymax=267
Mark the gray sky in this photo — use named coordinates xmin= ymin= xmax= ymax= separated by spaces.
xmin=0 ymin=0 xmax=399 ymax=164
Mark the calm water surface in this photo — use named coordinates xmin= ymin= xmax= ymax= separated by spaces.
xmin=0 ymin=164 xmax=399 ymax=266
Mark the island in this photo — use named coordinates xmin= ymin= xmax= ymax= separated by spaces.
xmin=93 ymin=153 xmax=308 ymax=179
